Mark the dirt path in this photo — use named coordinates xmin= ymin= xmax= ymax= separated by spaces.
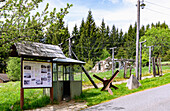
xmin=25 ymin=100 xmax=87 ymax=111
xmin=26 ymin=75 xmax=153 ymax=111
xmin=26 ymin=81 xmax=128 ymax=111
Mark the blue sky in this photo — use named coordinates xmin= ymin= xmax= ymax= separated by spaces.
xmin=39 ymin=0 xmax=170 ymax=33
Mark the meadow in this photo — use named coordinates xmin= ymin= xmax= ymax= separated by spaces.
xmin=0 ymin=65 xmax=169 ymax=110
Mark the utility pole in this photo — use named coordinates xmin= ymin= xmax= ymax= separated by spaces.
xmin=110 ymin=47 xmax=117 ymax=75
xmin=69 ymin=37 xmax=72 ymax=58
xmin=136 ymin=0 xmax=145 ymax=80
xmin=136 ymin=0 xmax=140 ymax=80
xmin=139 ymin=40 xmax=146 ymax=80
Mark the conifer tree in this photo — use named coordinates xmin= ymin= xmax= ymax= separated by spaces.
xmin=78 ymin=19 xmax=86 ymax=61
xmin=110 ymin=25 xmax=117 ymax=51
xmin=72 ymin=24 xmax=80 ymax=58
xmin=124 ymin=25 xmax=136 ymax=59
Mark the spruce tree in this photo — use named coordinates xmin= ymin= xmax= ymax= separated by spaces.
xmin=124 ymin=25 xmax=136 ymax=59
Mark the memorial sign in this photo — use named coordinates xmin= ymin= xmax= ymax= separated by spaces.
xmin=22 ymin=60 xmax=52 ymax=88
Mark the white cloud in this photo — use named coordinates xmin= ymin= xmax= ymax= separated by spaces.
xmin=123 ymin=0 xmax=136 ymax=4
xmin=108 ymin=0 xmax=119 ymax=4
xmin=36 ymin=0 xmax=170 ymax=33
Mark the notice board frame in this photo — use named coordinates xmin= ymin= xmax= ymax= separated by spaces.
xmin=21 ymin=60 xmax=53 ymax=89
xmin=20 ymin=57 xmax=53 ymax=109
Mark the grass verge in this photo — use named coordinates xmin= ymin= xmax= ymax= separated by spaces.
xmin=82 ymin=66 xmax=170 ymax=85
xmin=77 ymin=73 xmax=170 ymax=106
xmin=0 ymin=82 xmax=49 ymax=111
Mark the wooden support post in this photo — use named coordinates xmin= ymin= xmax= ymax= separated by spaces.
xmin=148 ymin=46 xmax=152 ymax=73
xmin=156 ymin=58 xmax=159 ymax=75
xmin=50 ymin=87 xmax=53 ymax=104
xmin=136 ymin=0 xmax=140 ymax=80
xmin=50 ymin=59 xmax=53 ymax=104
xmin=159 ymin=58 xmax=162 ymax=76
xmin=139 ymin=40 xmax=146 ymax=80
xmin=20 ymin=56 xmax=24 ymax=109
xmin=119 ymin=61 xmax=121 ymax=69
xmin=110 ymin=47 xmax=117 ymax=75
xmin=124 ymin=62 xmax=127 ymax=78
xmin=20 ymin=88 xmax=24 ymax=109
xmin=152 ymin=57 xmax=156 ymax=77
xmin=130 ymin=66 xmax=132 ymax=77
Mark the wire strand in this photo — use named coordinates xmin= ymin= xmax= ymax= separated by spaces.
xmin=145 ymin=7 xmax=170 ymax=16
xmin=145 ymin=1 xmax=170 ymax=10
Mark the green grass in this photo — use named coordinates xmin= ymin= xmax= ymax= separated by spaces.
xmin=0 ymin=82 xmax=50 ymax=111
xmin=82 ymin=65 xmax=170 ymax=85
xmin=0 ymin=65 xmax=169 ymax=110
xmin=161 ymin=61 xmax=170 ymax=64
xmin=77 ymin=73 xmax=170 ymax=106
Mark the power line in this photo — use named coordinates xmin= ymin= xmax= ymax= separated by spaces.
xmin=145 ymin=7 xmax=170 ymax=16
xmin=145 ymin=1 xmax=170 ymax=10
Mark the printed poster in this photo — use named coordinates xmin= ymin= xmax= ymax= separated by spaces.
xmin=23 ymin=61 xmax=52 ymax=88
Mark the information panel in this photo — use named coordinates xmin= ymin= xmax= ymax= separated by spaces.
xmin=23 ymin=61 xmax=52 ymax=88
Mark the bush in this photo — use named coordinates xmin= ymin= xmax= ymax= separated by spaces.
xmin=6 ymin=57 xmax=21 ymax=81
xmin=163 ymin=49 xmax=170 ymax=61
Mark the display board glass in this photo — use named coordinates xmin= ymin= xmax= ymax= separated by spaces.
xmin=22 ymin=60 xmax=52 ymax=88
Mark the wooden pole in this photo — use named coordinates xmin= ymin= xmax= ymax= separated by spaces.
xmin=50 ymin=59 xmax=53 ymax=104
xmin=124 ymin=62 xmax=127 ymax=78
xmin=50 ymin=87 xmax=53 ymax=104
xmin=159 ymin=58 xmax=162 ymax=76
xmin=20 ymin=57 xmax=24 ymax=109
xmin=20 ymin=88 xmax=24 ymax=109
xmin=149 ymin=46 xmax=151 ymax=73
xmin=139 ymin=42 xmax=142 ymax=80
xmin=139 ymin=40 xmax=146 ymax=80
xmin=136 ymin=0 xmax=140 ymax=80
xmin=130 ymin=66 xmax=132 ymax=77
xmin=156 ymin=58 xmax=159 ymax=75
xmin=152 ymin=57 xmax=156 ymax=77
xmin=110 ymin=47 xmax=117 ymax=75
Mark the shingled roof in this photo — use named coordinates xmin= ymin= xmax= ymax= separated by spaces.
xmin=12 ymin=41 xmax=66 ymax=59
xmin=0 ymin=73 xmax=10 ymax=82
xmin=53 ymin=57 xmax=86 ymax=64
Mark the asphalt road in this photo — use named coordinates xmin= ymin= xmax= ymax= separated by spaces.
xmin=83 ymin=84 xmax=170 ymax=111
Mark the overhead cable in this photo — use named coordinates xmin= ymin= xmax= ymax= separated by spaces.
xmin=145 ymin=1 xmax=170 ymax=10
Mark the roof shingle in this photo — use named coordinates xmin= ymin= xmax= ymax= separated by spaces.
xmin=14 ymin=41 xmax=66 ymax=59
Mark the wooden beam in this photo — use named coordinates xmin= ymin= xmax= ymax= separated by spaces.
xmin=20 ymin=56 xmax=24 ymax=109
xmin=50 ymin=87 xmax=53 ymax=104
xmin=20 ymin=88 xmax=24 ymax=109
